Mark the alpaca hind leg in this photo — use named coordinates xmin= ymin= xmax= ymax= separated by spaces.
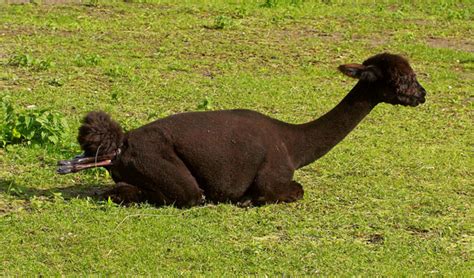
xmin=137 ymin=157 xmax=205 ymax=208
xmin=103 ymin=180 xmax=202 ymax=207
xmin=103 ymin=182 xmax=174 ymax=206
xmin=102 ymin=182 xmax=149 ymax=205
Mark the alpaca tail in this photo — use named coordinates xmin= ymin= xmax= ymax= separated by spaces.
xmin=78 ymin=111 xmax=124 ymax=157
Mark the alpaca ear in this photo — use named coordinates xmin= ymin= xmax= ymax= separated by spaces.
xmin=338 ymin=64 xmax=380 ymax=82
xmin=338 ymin=63 xmax=366 ymax=78
xmin=359 ymin=65 xmax=381 ymax=82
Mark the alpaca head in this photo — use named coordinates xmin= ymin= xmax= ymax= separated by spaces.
xmin=338 ymin=53 xmax=426 ymax=107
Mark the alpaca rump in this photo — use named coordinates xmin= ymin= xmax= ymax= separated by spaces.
xmin=78 ymin=111 xmax=124 ymax=157
xmin=58 ymin=52 xmax=426 ymax=207
xmin=57 ymin=112 xmax=123 ymax=174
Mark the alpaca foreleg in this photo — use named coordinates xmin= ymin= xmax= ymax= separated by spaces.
xmin=246 ymin=163 xmax=304 ymax=205
xmin=252 ymin=180 xmax=304 ymax=205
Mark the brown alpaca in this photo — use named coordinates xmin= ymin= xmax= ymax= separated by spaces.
xmin=58 ymin=53 xmax=426 ymax=207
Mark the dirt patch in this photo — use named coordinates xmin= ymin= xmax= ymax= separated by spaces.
xmin=0 ymin=23 xmax=76 ymax=40
xmin=0 ymin=24 xmax=37 ymax=37
xmin=4 ymin=0 xmax=82 ymax=4
xmin=276 ymin=25 xmax=342 ymax=42
xmin=406 ymin=18 xmax=436 ymax=26
xmin=172 ymin=24 xmax=342 ymax=69
xmin=366 ymin=233 xmax=384 ymax=244
xmin=406 ymin=226 xmax=434 ymax=238
xmin=369 ymin=38 xmax=389 ymax=48
xmin=0 ymin=196 xmax=28 ymax=216
xmin=426 ymin=37 xmax=474 ymax=53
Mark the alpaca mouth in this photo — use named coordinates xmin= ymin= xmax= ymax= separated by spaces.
xmin=398 ymin=90 xmax=426 ymax=107
xmin=412 ymin=90 xmax=426 ymax=106
xmin=57 ymin=152 xmax=116 ymax=174
xmin=417 ymin=95 xmax=426 ymax=105
xmin=406 ymin=96 xmax=425 ymax=107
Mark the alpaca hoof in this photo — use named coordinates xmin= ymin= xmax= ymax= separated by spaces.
xmin=237 ymin=199 xmax=253 ymax=208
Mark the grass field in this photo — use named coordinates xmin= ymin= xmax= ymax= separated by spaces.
xmin=0 ymin=0 xmax=473 ymax=275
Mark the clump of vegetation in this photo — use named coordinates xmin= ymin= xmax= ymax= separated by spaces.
xmin=214 ymin=15 xmax=233 ymax=29
xmin=110 ymin=88 xmax=123 ymax=103
xmin=0 ymin=97 xmax=69 ymax=147
xmin=8 ymin=53 xmax=54 ymax=71
xmin=205 ymin=15 xmax=234 ymax=29
xmin=104 ymin=65 xmax=129 ymax=78
xmin=197 ymin=96 xmax=213 ymax=110
xmin=46 ymin=78 xmax=64 ymax=87
xmin=261 ymin=0 xmax=305 ymax=8
xmin=261 ymin=0 xmax=279 ymax=8
xmin=85 ymin=0 xmax=99 ymax=7
xmin=74 ymin=53 xmax=101 ymax=67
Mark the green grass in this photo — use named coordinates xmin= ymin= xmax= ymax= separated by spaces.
xmin=0 ymin=0 xmax=473 ymax=275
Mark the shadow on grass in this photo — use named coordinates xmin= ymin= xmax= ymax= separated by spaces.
xmin=0 ymin=178 xmax=113 ymax=201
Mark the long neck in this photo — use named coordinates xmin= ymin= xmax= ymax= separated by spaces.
xmin=289 ymin=82 xmax=378 ymax=168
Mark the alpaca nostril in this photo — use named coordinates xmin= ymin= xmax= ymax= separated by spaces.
xmin=416 ymin=93 xmax=426 ymax=105
xmin=420 ymin=87 xmax=426 ymax=96
xmin=415 ymin=89 xmax=426 ymax=99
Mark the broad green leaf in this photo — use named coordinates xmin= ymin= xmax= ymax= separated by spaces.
xmin=12 ymin=127 xmax=21 ymax=139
